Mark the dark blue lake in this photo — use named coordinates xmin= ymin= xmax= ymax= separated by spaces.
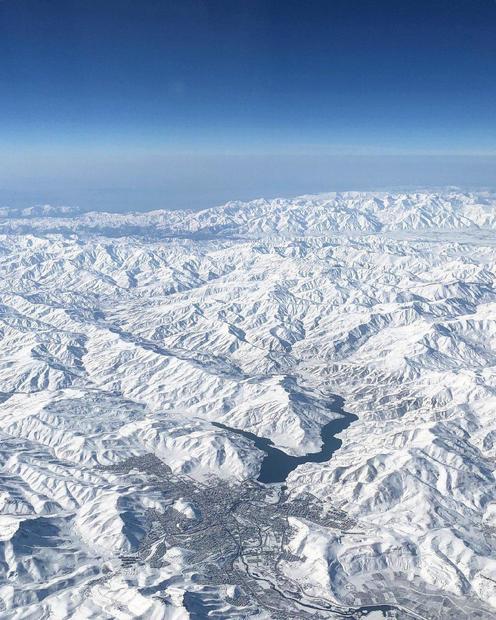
xmin=212 ymin=395 xmax=357 ymax=484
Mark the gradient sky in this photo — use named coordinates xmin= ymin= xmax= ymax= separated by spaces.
xmin=1 ymin=0 xmax=495 ymax=211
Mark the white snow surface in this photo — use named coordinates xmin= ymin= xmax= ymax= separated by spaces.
xmin=0 ymin=190 xmax=496 ymax=617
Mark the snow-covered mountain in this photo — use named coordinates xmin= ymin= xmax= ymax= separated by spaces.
xmin=1 ymin=190 xmax=496 ymax=238
xmin=1 ymin=190 xmax=496 ymax=618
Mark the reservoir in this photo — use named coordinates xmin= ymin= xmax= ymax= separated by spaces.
xmin=212 ymin=394 xmax=357 ymax=484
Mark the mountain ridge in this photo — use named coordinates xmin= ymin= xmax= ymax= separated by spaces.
xmin=1 ymin=190 xmax=496 ymax=238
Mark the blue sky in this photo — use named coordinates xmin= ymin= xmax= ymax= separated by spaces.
xmin=1 ymin=0 xmax=495 ymax=211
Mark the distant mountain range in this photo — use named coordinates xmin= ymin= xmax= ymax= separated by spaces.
xmin=1 ymin=190 xmax=496 ymax=236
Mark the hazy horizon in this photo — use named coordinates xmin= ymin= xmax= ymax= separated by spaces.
xmin=1 ymin=151 xmax=495 ymax=213
xmin=1 ymin=0 xmax=495 ymax=211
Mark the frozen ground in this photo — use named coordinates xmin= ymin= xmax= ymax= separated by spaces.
xmin=1 ymin=190 xmax=496 ymax=618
